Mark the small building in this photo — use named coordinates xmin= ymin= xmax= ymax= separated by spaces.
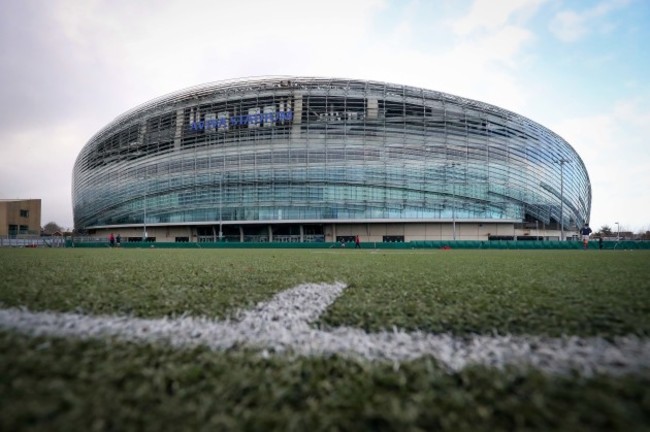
xmin=0 ymin=199 xmax=42 ymax=237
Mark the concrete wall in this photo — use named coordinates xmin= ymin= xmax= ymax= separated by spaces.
xmin=333 ymin=222 xmax=513 ymax=242
xmin=93 ymin=222 xmax=567 ymax=243
xmin=331 ymin=222 xmax=563 ymax=242
xmin=99 ymin=226 xmax=194 ymax=243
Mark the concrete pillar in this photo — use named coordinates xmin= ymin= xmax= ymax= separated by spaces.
xmin=138 ymin=122 xmax=147 ymax=146
xmin=239 ymin=226 xmax=244 ymax=243
xmin=300 ymin=225 xmax=304 ymax=243
xmin=367 ymin=98 xmax=378 ymax=119
xmin=268 ymin=225 xmax=273 ymax=242
xmin=292 ymin=93 xmax=303 ymax=136
xmin=174 ymin=109 xmax=184 ymax=150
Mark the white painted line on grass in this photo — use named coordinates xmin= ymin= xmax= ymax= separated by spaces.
xmin=0 ymin=282 xmax=648 ymax=376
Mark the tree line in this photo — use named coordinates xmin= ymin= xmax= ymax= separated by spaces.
xmin=593 ymin=225 xmax=650 ymax=240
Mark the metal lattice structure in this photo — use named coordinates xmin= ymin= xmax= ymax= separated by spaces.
xmin=72 ymin=76 xmax=591 ymax=241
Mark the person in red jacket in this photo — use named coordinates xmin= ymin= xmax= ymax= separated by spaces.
xmin=355 ymin=234 xmax=361 ymax=249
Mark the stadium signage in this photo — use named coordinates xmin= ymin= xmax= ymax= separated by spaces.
xmin=189 ymin=110 xmax=294 ymax=131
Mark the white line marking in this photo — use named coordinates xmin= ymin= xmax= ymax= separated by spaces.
xmin=0 ymin=282 xmax=648 ymax=375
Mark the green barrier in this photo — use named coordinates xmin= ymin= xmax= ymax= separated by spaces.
xmin=68 ymin=239 xmax=650 ymax=250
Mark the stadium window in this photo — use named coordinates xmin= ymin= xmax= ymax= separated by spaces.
xmin=19 ymin=225 xmax=29 ymax=234
xmin=175 ymin=237 xmax=189 ymax=242
xmin=383 ymin=235 xmax=404 ymax=243
xmin=488 ymin=235 xmax=514 ymax=241
xmin=20 ymin=209 xmax=29 ymax=217
xmin=517 ymin=236 xmax=543 ymax=241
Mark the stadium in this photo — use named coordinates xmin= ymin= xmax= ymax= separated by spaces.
xmin=72 ymin=77 xmax=591 ymax=243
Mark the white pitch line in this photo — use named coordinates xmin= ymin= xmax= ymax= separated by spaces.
xmin=0 ymin=282 xmax=648 ymax=376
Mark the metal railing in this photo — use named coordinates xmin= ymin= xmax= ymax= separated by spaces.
xmin=0 ymin=236 xmax=66 ymax=247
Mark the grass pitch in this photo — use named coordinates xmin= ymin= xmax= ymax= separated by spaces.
xmin=1 ymin=248 xmax=649 ymax=431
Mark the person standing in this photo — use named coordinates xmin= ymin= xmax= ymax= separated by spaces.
xmin=580 ymin=224 xmax=592 ymax=250
xmin=109 ymin=233 xmax=115 ymax=248
xmin=116 ymin=234 xmax=121 ymax=247
xmin=355 ymin=234 xmax=361 ymax=249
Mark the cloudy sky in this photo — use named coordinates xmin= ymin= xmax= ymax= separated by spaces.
xmin=0 ymin=0 xmax=648 ymax=233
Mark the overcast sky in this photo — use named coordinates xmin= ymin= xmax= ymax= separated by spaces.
xmin=0 ymin=0 xmax=648 ymax=233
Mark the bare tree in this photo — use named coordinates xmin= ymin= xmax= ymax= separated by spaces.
xmin=595 ymin=225 xmax=613 ymax=237
xmin=42 ymin=222 xmax=63 ymax=235
xmin=636 ymin=226 xmax=650 ymax=240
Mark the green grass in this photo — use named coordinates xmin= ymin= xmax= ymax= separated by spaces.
xmin=1 ymin=248 xmax=650 ymax=431
xmin=1 ymin=249 xmax=649 ymax=337
xmin=1 ymin=332 xmax=649 ymax=432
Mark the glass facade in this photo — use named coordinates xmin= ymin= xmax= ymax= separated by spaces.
xmin=72 ymin=77 xmax=591 ymax=232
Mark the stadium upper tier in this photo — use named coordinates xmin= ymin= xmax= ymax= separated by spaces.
xmin=72 ymin=76 xmax=590 ymax=233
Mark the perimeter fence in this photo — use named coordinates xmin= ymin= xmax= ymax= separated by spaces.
xmin=0 ymin=236 xmax=66 ymax=248
xmin=62 ymin=238 xmax=650 ymax=250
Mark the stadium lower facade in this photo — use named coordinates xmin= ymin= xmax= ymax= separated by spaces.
xmin=72 ymin=77 xmax=591 ymax=243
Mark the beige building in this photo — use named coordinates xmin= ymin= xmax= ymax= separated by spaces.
xmin=0 ymin=199 xmax=42 ymax=236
